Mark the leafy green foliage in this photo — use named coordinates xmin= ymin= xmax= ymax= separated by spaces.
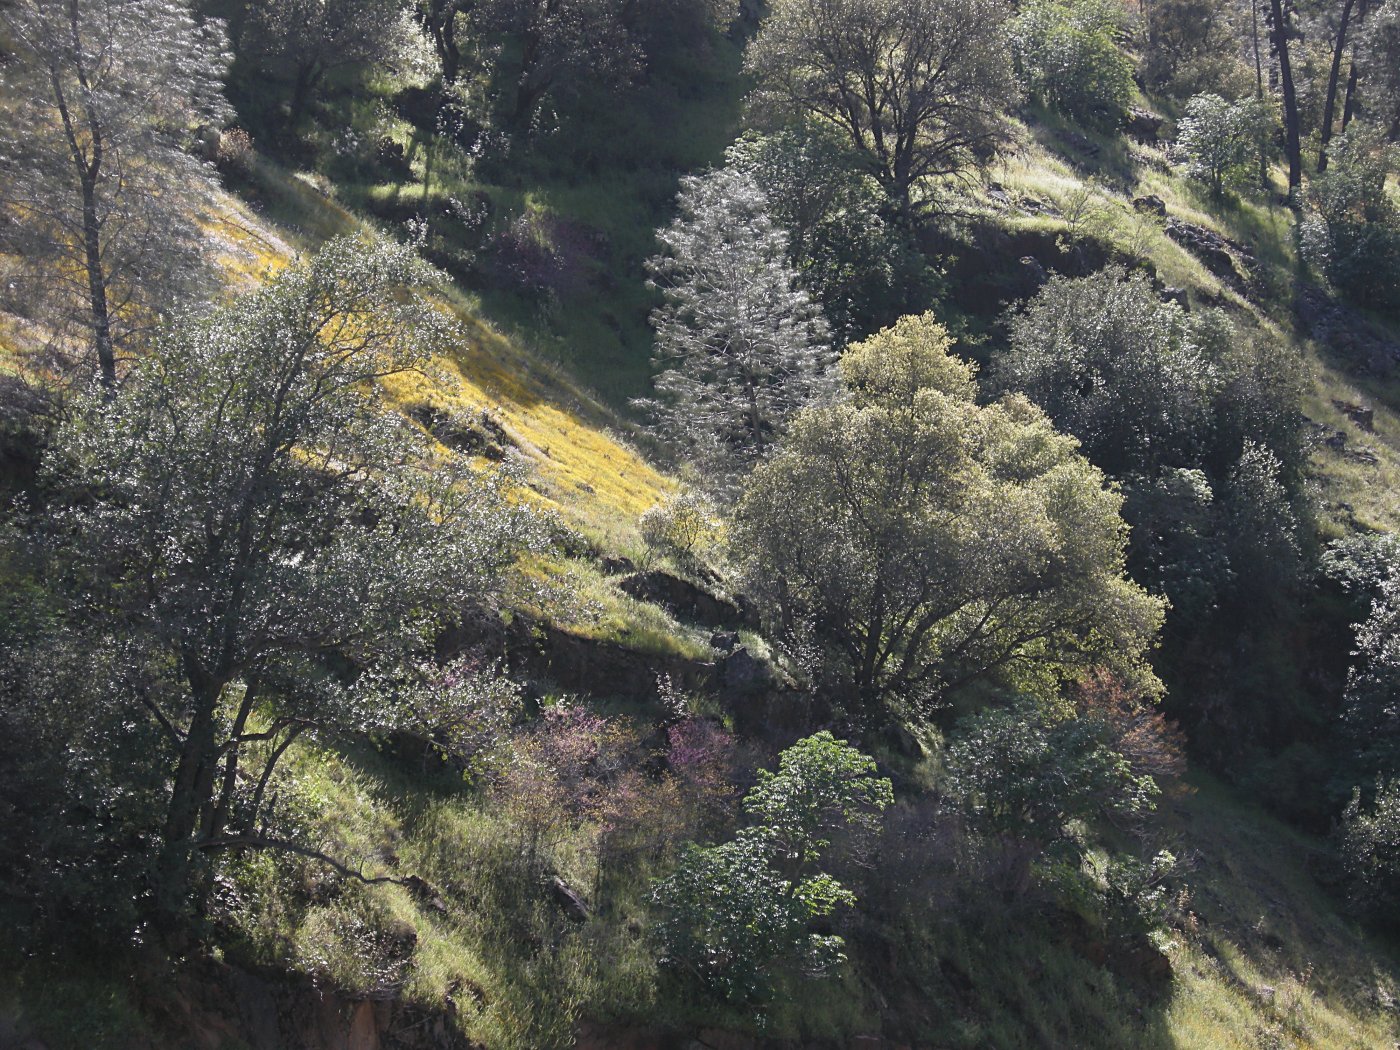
xmin=1218 ymin=440 xmax=1302 ymax=616
xmin=651 ymin=828 xmax=854 ymax=1004
xmin=1000 ymin=267 xmax=1304 ymax=480
xmin=1011 ymin=0 xmax=1135 ymax=129
xmin=1138 ymin=0 xmax=1255 ymax=99
xmin=1341 ymin=575 xmax=1400 ymax=781
xmin=946 ymin=699 xmax=1159 ymax=856
xmin=743 ymin=731 xmax=894 ymax=875
xmin=733 ymin=313 xmax=1164 ymax=721
xmin=1356 ymin=2 xmax=1400 ymax=141
xmin=651 ymin=733 xmax=890 ymax=1004
xmin=1174 ymin=93 xmax=1273 ymax=195
xmin=1121 ymin=468 xmax=1230 ymax=622
xmin=35 ymin=236 xmax=543 ymax=923
xmin=723 ymin=123 xmax=923 ymax=345
xmin=638 ymin=490 xmax=720 ymax=569
xmin=1340 ymin=778 xmax=1400 ymax=926
xmin=745 ymin=0 xmax=1019 ymax=212
xmin=1300 ymin=129 xmax=1400 ymax=316
xmin=241 ymin=0 xmax=422 ymax=122
xmin=945 ymin=696 xmax=1176 ymax=939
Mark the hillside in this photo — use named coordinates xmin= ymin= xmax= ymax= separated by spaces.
xmin=3 ymin=0 xmax=1400 ymax=1048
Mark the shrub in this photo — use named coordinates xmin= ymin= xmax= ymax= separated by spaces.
xmin=1300 ymin=129 xmax=1400 ymax=315
xmin=1000 ymin=267 xmax=1305 ymax=480
xmin=1340 ymin=779 xmax=1400 ymax=925
xmin=651 ymin=733 xmax=891 ymax=1004
xmin=638 ymin=491 xmax=720 ymax=566
xmin=944 ymin=699 xmax=1160 ymax=895
xmin=1012 ymin=0 xmax=1136 ymax=129
xmin=1341 ymin=574 xmax=1400 ymax=781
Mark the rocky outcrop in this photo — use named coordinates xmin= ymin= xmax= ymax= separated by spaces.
xmin=1332 ymin=399 xmax=1375 ymax=432
xmin=504 ymin=615 xmax=715 ymax=703
xmin=1123 ymin=109 xmax=1164 ymax=144
xmin=922 ymin=222 xmax=1113 ymax=317
xmin=1298 ymin=285 xmax=1400 ymax=377
xmin=1164 ymin=219 xmax=1254 ymax=289
xmin=1132 ymin=194 xmax=1166 ymax=217
xmin=409 ymin=405 xmax=516 ymax=461
xmin=617 ymin=571 xmax=751 ymax=629
xmin=550 ymin=876 xmax=590 ymax=923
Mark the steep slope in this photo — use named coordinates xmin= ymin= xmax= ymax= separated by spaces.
xmin=6 ymin=31 xmax=1400 ymax=1050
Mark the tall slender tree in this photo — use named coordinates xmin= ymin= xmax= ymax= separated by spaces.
xmin=1320 ymin=0 xmax=1360 ymax=171
xmin=0 ymin=0 xmax=231 ymax=388
xmin=1268 ymin=0 xmax=1303 ymax=191
xmin=636 ymin=168 xmax=832 ymax=493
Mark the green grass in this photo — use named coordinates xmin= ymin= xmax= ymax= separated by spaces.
xmin=512 ymin=553 xmax=719 ymax=662
xmin=313 ymin=37 xmax=747 ymax=408
xmin=216 ymin=732 xmax=671 ymax=1050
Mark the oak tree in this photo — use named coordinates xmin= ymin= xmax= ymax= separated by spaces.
xmin=39 ymin=237 xmax=542 ymax=924
xmin=732 ymin=313 xmax=1164 ymax=722
xmin=745 ymin=0 xmax=1019 ymax=216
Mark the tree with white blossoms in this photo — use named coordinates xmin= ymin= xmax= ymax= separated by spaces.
xmin=37 ymin=237 xmax=544 ymax=930
xmin=0 ymin=0 xmax=231 ymax=388
xmin=636 ymin=167 xmax=832 ymax=495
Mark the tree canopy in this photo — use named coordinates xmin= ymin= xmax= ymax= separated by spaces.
xmin=37 ymin=236 xmax=543 ymax=924
xmin=732 ymin=312 xmax=1164 ymax=722
xmin=745 ymin=0 xmax=1019 ymax=214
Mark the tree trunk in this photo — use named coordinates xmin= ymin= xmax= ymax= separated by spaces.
xmin=1318 ymin=0 xmax=1357 ymax=172
xmin=510 ymin=17 xmax=546 ymax=128
xmin=1269 ymin=0 xmax=1303 ymax=193
xmin=54 ymin=4 xmax=117 ymax=389
xmin=1253 ymin=0 xmax=1270 ymax=186
xmin=427 ymin=0 xmax=463 ymax=83
xmin=1342 ymin=0 xmax=1369 ymax=131
xmin=79 ymin=175 xmax=116 ymax=389
xmin=289 ymin=61 xmax=320 ymax=124
xmin=159 ymin=660 xmax=227 ymax=930
xmin=1342 ymin=57 xmax=1360 ymax=129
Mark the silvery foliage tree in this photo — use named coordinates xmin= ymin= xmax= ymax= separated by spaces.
xmin=0 ymin=0 xmax=231 ymax=389
xmin=636 ymin=167 xmax=832 ymax=495
xmin=745 ymin=0 xmax=1018 ymax=216
xmin=723 ymin=122 xmax=910 ymax=347
xmin=38 ymin=237 xmax=544 ymax=918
